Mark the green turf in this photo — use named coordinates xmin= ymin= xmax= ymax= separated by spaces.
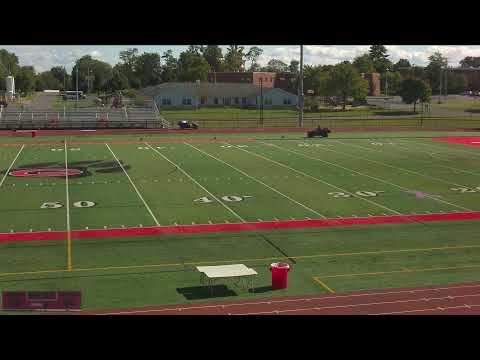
xmin=2 ymin=130 xmax=480 ymax=312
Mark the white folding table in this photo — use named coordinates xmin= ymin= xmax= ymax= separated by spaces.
xmin=196 ymin=264 xmax=258 ymax=295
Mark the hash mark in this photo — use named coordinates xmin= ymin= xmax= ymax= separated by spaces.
xmin=257 ymin=219 xmax=263 ymax=222
xmin=85 ymin=227 xmax=89 ymax=229
xmin=103 ymin=226 xmax=107 ymax=229
xmin=48 ymin=228 xmax=51 ymax=231
xmin=208 ymin=220 xmax=213 ymax=224
xmin=139 ymin=224 xmax=143 ymax=227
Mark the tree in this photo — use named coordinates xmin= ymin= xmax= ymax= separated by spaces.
xmin=118 ymin=48 xmax=139 ymax=87
xmin=50 ymin=66 xmax=70 ymax=91
xmin=460 ymin=56 xmax=480 ymax=68
xmin=135 ymin=52 xmax=162 ymax=87
xmin=109 ymin=66 xmax=129 ymax=91
xmin=369 ymin=45 xmax=392 ymax=74
xmin=223 ymin=45 xmax=245 ymax=72
xmin=289 ymin=60 xmax=299 ymax=73
xmin=303 ymin=65 xmax=329 ymax=96
xmin=72 ymin=55 xmax=113 ymax=92
xmin=353 ymin=54 xmax=375 ymax=73
xmin=202 ymin=45 xmax=223 ymax=72
xmin=324 ymin=62 xmax=369 ymax=110
xmin=446 ymin=71 xmax=468 ymax=94
xmin=245 ymin=46 xmax=263 ymax=72
xmin=398 ymin=78 xmax=431 ymax=112
xmin=177 ymin=50 xmax=211 ymax=81
xmin=262 ymin=59 xmax=289 ymax=73
xmin=0 ymin=49 xmax=20 ymax=91
xmin=160 ymin=50 xmax=178 ymax=82
xmin=15 ymin=66 xmax=36 ymax=94
xmin=187 ymin=45 xmax=203 ymax=55
xmin=382 ymin=71 xmax=402 ymax=95
xmin=425 ymin=51 xmax=448 ymax=94
xmin=393 ymin=58 xmax=411 ymax=72
xmin=35 ymin=71 xmax=62 ymax=91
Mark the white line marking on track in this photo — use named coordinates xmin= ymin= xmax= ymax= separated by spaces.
xmin=146 ymin=143 xmax=245 ymax=223
xmin=97 ymin=283 xmax=480 ymax=315
xmin=106 ymin=144 xmax=160 ymax=226
xmin=0 ymin=145 xmax=24 ymax=188
xmin=185 ymin=142 xmax=326 ymax=219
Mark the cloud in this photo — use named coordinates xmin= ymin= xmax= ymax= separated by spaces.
xmin=4 ymin=45 xmax=480 ymax=74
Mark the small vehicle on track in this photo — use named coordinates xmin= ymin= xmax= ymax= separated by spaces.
xmin=307 ymin=126 xmax=331 ymax=138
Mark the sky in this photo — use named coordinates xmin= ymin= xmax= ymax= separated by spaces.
xmin=2 ymin=45 xmax=480 ymax=73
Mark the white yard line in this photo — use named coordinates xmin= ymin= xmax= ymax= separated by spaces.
xmin=105 ymin=144 xmax=160 ymax=226
xmin=0 ymin=144 xmax=25 ymax=188
xmin=267 ymin=141 xmax=472 ymax=212
xmin=146 ymin=143 xmax=245 ymax=223
xmin=236 ymin=142 xmax=402 ymax=215
xmin=331 ymin=139 xmax=466 ymax=188
xmin=185 ymin=142 xmax=326 ymax=218
xmin=64 ymin=140 xmax=72 ymax=271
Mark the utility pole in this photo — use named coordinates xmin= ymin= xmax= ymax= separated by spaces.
xmin=76 ymin=67 xmax=79 ymax=108
xmin=444 ymin=66 xmax=448 ymax=101
xmin=260 ymin=77 xmax=264 ymax=127
xmin=298 ymin=44 xmax=304 ymax=127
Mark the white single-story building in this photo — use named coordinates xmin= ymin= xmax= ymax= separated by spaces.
xmin=139 ymin=82 xmax=298 ymax=109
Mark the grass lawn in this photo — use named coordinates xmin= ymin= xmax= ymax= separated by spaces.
xmin=2 ymin=130 xmax=480 ymax=311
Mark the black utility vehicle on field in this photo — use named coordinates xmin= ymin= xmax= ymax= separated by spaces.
xmin=307 ymin=126 xmax=331 ymax=138
xmin=178 ymin=120 xmax=199 ymax=130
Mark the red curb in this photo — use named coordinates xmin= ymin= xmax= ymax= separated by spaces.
xmin=1 ymin=212 xmax=479 ymax=244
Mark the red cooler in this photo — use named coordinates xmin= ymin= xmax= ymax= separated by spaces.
xmin=270 ymin=262 xmax=290 ymax=289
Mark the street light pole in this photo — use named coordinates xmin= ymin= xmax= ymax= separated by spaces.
xmin=260 ymin=77 xmax=264 ymax=127
xmin=76 ymin=67 xmax=79 ymax=108
xmin=298 ymin=44 xmax=304 ymax=127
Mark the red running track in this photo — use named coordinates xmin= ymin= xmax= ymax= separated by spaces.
xmin=84 ymin=281 xmax=480 ymax=315
xmin=1 ymin=212 xmax=480 ymax=244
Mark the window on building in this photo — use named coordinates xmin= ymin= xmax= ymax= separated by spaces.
xmin=234 ymin=97 xmax=239 ymax=105
xmin=182 ymin=98 xmax=192 ymax=105
xmin=162 ymin=98 xmax=171 ymax=106
xmin=283 ymin=98 xmax=291 ymax=105
xmin=214 ymin=98 xmax=219 ymax=105
xmin=242 ymin=97 xmax=247 ymax=105
xmin=224 ymin=97 xmax=231 ymax=105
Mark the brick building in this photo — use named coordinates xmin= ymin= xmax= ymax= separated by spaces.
xmin=208 ymin=72 xmax=276 ymax=88
xmin=208 ymin=71 xmax=381 ymax=96
xmin=361 ymin=73 xmax=381 ymax=96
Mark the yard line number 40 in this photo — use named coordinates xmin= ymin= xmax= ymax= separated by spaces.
xmin=194 ymin=195 xmax=253 ymax=203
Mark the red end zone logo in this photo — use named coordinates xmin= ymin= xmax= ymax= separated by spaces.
xmin=9 ymin=168 xmax=84 ymax=177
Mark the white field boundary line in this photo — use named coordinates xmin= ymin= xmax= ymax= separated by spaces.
xmin=399 ymin=138 xmax=480 ymax=157
xmin=288 ymin=139 xmax=470 ymax=212
xmin=105 ymin=144 xmax=160 ymax=226
xmin=184 ymin=142 xmax=326 ymax=218
xmin=260 ymin=142 xmax=406 ymax=215
xmin=145 ymin=143 xmax=245 ymax=223
xmin=263 ymin=141 xmax=471 ymax=212
xmin=99 ymin=291 xmax=480 ymax=315
xmin=229 ymin=142 xmax=402 ymax=215
xmin=64 ymin=139 xmax=72 ymax=271
xmin=0 ymin=144 xmax=25 ymax=188
xmin=371 ymin=304 xmax=480 ymax=315
xmin=331 ymin=139 xmax=467 ymax=188
xmin=232 ymin=293 xmax=480 ymax=315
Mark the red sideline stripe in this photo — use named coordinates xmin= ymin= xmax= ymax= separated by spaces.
xmin=1 ymin=212 xmax=480 ymax=244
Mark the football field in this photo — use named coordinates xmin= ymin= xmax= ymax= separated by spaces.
xmin=3 ymin=131 xmax=480 ymax=311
